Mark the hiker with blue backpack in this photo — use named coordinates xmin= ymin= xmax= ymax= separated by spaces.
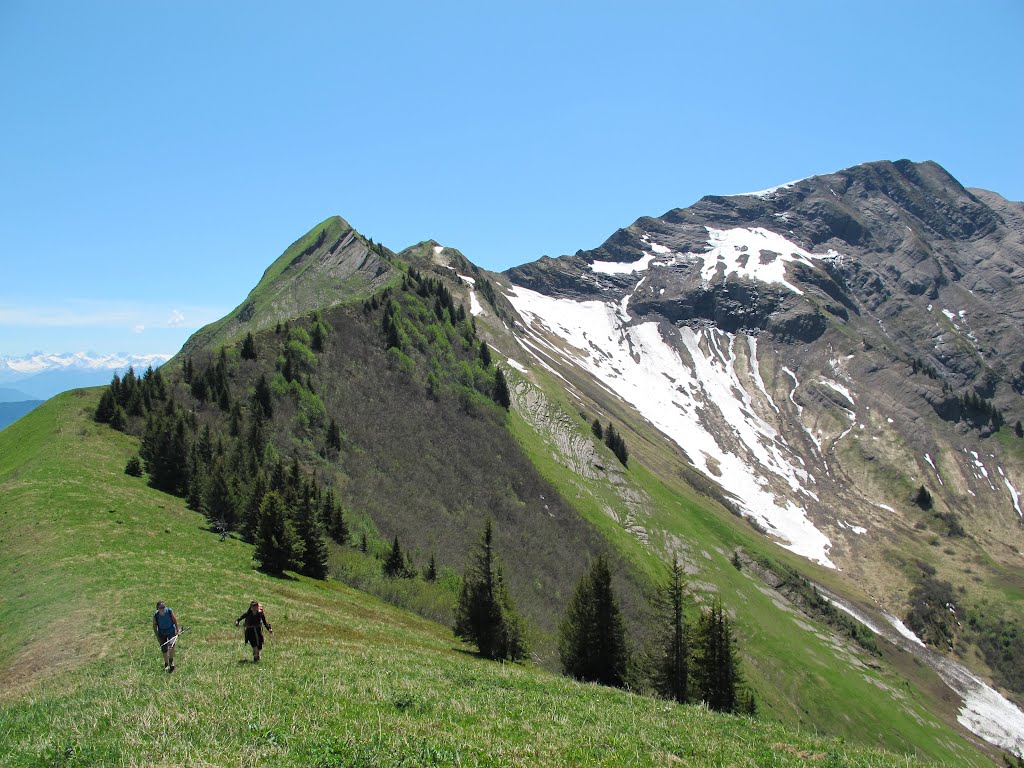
xmin=153 ymin=601 xmax=180 ymax=672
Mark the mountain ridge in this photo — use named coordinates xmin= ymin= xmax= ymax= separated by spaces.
xmin=12 ymin=157 xmax=1020 ymax=761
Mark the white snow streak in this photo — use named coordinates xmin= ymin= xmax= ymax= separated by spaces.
xmin=731 ymin=177 xmax=807 ymax=198
xmin=590 ymin=252 xmax=658 ymax=275
xmin=820 ymin=378 xmax=855 ymax=406
xmin=505 ymin=358 xmax=528 ymax=374
xmin=924 ymin=453 xmax=944 ymax=485
xmin=747 ymin=337 xmax=780 ymax=414
xmin=506 ymin=283 xmax=834 ymax=567
xmin=998 ymin=467 xmax=1023 ymax=518
xmin=884 ymin=614 xmax=927 ymax=648
xmin=822 ymin=595 xmax=1024 ymax=756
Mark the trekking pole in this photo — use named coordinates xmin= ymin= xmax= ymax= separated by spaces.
xmin=161 ymin=626 xmax=190 ymax=648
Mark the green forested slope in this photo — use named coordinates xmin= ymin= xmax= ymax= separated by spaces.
xmin=0 ymin=391 xmax=939 ymax=767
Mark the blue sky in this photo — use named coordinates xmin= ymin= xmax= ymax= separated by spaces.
xmin=2 ymin=1 xmax=1022 ymax=356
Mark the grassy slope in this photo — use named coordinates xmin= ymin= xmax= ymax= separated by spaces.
xmin=182 ymin=216 xmax=388 ymax=353
xmin=0 ymin=391 xmax=942 ymax=767
xmin=502 ymin=373 xmax=990 ymax=766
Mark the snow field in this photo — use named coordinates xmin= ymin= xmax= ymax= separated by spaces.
xmin=506 ymin=283 xmax=835 ymax=567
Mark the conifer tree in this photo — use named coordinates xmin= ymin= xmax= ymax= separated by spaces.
xmin=454 ymin=519 xmax=528 ymax=660
xmin=240 ymin=469 xmax=268 ymax=542
xmin=141 ymin=411 xmax=190 ymax=494
xmin=693 ymin=600 xmax=741 ymax=713
xmin=294 ymin=482 xmax=329 ymax=579
xmin=125 ymin=456 xmax=143 ymax=477
xmin=311 ymin=322 xmax=326 ymax=352
xmin=110 ymin=404 xmax=128 ymax=432
xmin=253 ymin=491 xmax=296 ymax=574
xmin=253 ymin=374 xmax=273 ymax=418
xmin=591 ymin=418 xmax=603 ymax=440
xmin=241 ymin=331 xmax=257 ymax=360
xmin=652 ymin=555 xmax=690 ymax=702
xmin=494 ymin=564 xmax=528 ymax=660
xmin=425 ymin=553 xmax=438 ymax=582
xmin=383 ymin=535 xmax=407 ymax=578
xmin=558 ymin=553 xmax=629 ymax=687
xmin=228 ymin=400 xmax=243 ymax=438
xmin=203 ymin=458 xmax=237 ymax=531
xmin=95 ymin=387 xmax=116 ymax=423
xmin=493 ymin=366 xmax=511 ymax=409
xmin=479 ymin=341 xmax=492 ymax=367
xmin=326 ymin=418 xmax=342 ymax=452
xmin=912 ymin=484 xmax=933 ymax=510
xmin=321 ymin=487 xmax=347 ymax=545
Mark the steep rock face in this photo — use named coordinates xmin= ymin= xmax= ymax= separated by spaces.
xmin=501 ymin=158 xmax=1024 ymax=589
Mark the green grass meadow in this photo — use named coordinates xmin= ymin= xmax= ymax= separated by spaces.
xmin=0 ymin=391 xmax=980 ymax=766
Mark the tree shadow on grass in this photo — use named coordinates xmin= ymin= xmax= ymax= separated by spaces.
xmin=255 ymin=567 xmax=298 ymax=581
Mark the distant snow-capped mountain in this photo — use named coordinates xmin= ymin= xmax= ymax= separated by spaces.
xmin=0 ymin=352 xmax=172 ymax=378
xmin=0 ymin=352 xmax=173 ymax=399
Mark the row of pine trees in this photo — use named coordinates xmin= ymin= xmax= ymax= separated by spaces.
xmin=453 ymin=521 xmax=753 ymax=714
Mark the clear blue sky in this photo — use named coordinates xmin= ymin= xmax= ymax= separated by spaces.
xmin=2 ymin=1 xmax=1021 ymax=356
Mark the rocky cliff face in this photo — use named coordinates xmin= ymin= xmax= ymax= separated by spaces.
xmin=499 ymin=158 xmax=1024 ymax=608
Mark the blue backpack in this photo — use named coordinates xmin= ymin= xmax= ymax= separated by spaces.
xmin=154 ymin=608 xmax=175 ymax=635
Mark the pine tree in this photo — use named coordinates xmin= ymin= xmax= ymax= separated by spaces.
xmin=425 ymin=554 xmax=438 ymax=582
xmin=454 ymin=519 xmax=528 ymax=660
xmin=203 ymin=459 xmax=237 ymax=530
xmin=311 ymin=322 xmax=326 ymax=352
xmin=558 ymin=553 xmax=629 ymax=687
xmin=253 ymin=491 xmax=296 ymax=574
xmin=240 ymin=469 xmax=268 ymax=542
xmin=141 ymin=411 xmax=190 ymax=495
xmin=326 ymin=418 xmax=342 ymax=452
xmin=652 ymin=556 xmax=690 ymax=703
xmin=253 ymin=374 xmax=273 ymax=418
xmin=693 ymin=600 xmax=741 ymax=713
xmin=110 ymin=404 xmax=128 ymax=432
xmin=591 ymin=418 xmax=603 ymax=440
xmin=294 ymin=482 xmax=329 ymax=579
xmin=479 ymin=341 xmax=492 ymax=367
xmin=493 ymin=366 xmax=511 ymax=409
xmin=322 ymin=487 xmax=347 ymax=545
xmin=383 ymin=535 xmax=407 ymax=577
xmin=241 ymin=331 xmax=257 ymax=360
xmin=95 ymin=386 xmax=116 ymax=423
xmin=125 ymin=456 xmax=143 ymax=477
xmin=494 ymin=564 xmax=528 ymax=660
xmin=912 ymin=484 xmax=933 ymax=510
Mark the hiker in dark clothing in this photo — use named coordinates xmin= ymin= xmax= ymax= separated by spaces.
xmin=153 ymin=600 xmax=180 ymax=672
xmin=236 ymin=600 xmax=272 ymax=662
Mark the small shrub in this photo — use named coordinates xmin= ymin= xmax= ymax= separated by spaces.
xmin=125 ymin=456 xmax=143 ymax=477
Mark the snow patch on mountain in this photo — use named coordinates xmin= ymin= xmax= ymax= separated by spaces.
xmin=670 ymin=227 xmax=838 ymax=295
xmin=590 ymin=252 xmax=658 ymax=275
xmin=506 ymin=283 xmax=835 ymax=567
xmin=822 ymin=592 xmax=1024 ymax=756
